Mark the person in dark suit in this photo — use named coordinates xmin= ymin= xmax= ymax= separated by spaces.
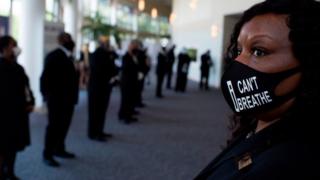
xmin=166 ymin=45 xmax=175 ymax=89
xmin=156 ymin=46 xmax=168 ymax=98
xmin=199 ymin=50 xmax=213 ymax=90
xmin=87 ymin=36 xmax=118 ymax=142
xmin=194 ymin=0 xmax=320 ymax=179
xmin=40 ymin=32 xmax=79 ymax=167
xmin=135 ymin=47 xmax=149 ymax=108
xmin=175 ymin=49 xmax=191 ymax=92
xmin=0 ymin=36 xmax=34 ymax=180
xmin=118 ymin=40 xmax=140 ymax=124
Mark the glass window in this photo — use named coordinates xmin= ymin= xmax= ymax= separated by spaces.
xmin=83 ymin=0 xmax=98 ymax=17
xmin=138 ymin=13 xmax=150 ymax=33
xmin=0 ymin=0 xmax=11 ymax=16
xmin=97 ymin=0 xmax=112 ymax=24
xmin=46 ymin=0 xmax=60 ymax=22
xmin=138 ymin=13 xmax=170 ymax=36
xmin=159 ymin=17 xmax=170 ymax=36
xmin=116 ymin=4 xmax=135 ymax=31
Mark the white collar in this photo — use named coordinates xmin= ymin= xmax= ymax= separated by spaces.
xmin=59 ymin=45 xmax=72 ymax=57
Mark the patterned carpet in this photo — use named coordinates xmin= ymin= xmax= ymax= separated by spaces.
xmin=16 ymin=79 xmax=231 ymax=180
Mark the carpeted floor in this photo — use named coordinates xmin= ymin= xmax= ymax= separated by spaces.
xmin=16 ymin=79 xmax=231 ymax=180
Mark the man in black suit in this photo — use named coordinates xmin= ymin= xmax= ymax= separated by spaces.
xmin=200 ymin=50 xmax=213 ymax=90
xmin=87 ymin=36 xmax=118 ymax=142
xmin=175 ymin=49 xmax=191 ymax=92
xmin=156 ymin=46 xmax=168 ymax=98
xmin=118 ymin=40 xmax=140 ymax=124
xmin=166 ymin=45 xmax=175 ymax=89
xmin=40 ymin=32 xmax=79 ymax=167
xmin=135 ymin=46 xmax=149 ymax=108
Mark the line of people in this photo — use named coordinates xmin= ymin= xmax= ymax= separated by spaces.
xmin=155 ymin=46 xmax=214 ymax=98
xmin=0 ymin=32 xmax=213 ymax=179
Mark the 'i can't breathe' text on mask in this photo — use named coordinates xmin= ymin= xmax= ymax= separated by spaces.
xmin=221 ymin=61 xmax=300 ymax=116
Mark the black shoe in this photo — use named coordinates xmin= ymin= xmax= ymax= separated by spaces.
xmin=6 ymin=174 xmax=20 ymax=180
xmin=136 ymin=102 xmax=146 ymax=108
xmin=53 ymin=150 xmax=76 ymax=159
xmin=43 ymin=156 xmax=60 ymax=167
xmin=132 ymin=110 xmax=140 ymax=115
xmin=119 ymin=116 xmax=139 ymax=124
xmin=101 ymin=132 xmax=113 ymax=138
xmin=89 ymin=135 xmax=107 ymax=142
xmin=156 ymin=94 xmax=164 ymax=98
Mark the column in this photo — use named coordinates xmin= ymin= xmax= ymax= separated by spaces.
xmin=63 ymin=0 xmax=82 ymax=57
xmin=19 ymin=0 xmax=45 ymax=107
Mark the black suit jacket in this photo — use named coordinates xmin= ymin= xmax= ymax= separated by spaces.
xmin=177 ymin=53 xmax=190 ymax=75
xmin=156 ymin=52 xmax=167 ymax=75
xmin=0 ymin=58 xmax=32 ymax=151
xmin=40 ymin=48 xmax=78 ymax=105
xmin=194 ymin=119 xmax=319 ymax=180
xmin=88 ymin=47 xmax=118 ymax=92
xmin=120 ymin=52 xmax=139 ymax=89
xmin=200 ymin=54 xmax=212 ymax=73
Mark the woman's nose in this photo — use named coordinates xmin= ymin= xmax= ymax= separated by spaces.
xmin=235 ymin=51 xmax=249 ymax=65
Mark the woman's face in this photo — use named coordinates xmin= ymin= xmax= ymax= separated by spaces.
xmin=236 ymin=13 xmax=301 ymax=120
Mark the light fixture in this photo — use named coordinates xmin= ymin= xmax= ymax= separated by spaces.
xmin=169 ymin=12 xmax=176 ymax=24
xmin=211 ymin=25 xmax=218 ymax=38
xmin=151 ymin=8 xmax=158 ymax=18
xmin=138 ymin=0 xmax=145 ymax=11
xmin=189 ymin=0 xmax=198 ymax=11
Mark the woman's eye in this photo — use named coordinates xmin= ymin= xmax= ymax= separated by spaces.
xmin=252 ymin=48 xmax=267 ymax=57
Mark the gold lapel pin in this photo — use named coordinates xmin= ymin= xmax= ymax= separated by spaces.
xmin=237 ymin=153 xmax=253 ymax=171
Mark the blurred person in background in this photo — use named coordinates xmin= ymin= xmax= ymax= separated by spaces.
xmin=40 ymin=32 xmax=79 ymax=167
xmin=199 ymin=50 xmax=213 ymax=90
xmin=135 ymin=45 xmax=150 ymax=108
xmin=156 ymin=46 xmax=168 ymax=98
xmin=175 ymin=48 xmax=191 ymax=92
xmin=166 ymin=44 xmax=176 ymax=89
xmin=87 ymin=36 xmax=118 ymax=142
xmin=118 ymin=40 xmax=141 ymax=124
xmin=79 ymin=43 xmax=90 ymax=89
xmin=0 ymin=36 xmax=34 ymax=180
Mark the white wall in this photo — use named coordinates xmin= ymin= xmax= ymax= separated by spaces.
xmin=171 ymin=0 xmax=263 ymax=88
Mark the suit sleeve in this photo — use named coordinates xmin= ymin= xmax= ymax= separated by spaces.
xmin=40 ymin=54 xmax=53 ymax=100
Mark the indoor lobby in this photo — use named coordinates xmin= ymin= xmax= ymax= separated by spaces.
xmin=2 ymin=0 xmax=314 ymax=179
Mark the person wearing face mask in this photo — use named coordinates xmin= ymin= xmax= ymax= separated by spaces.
xmin=118 ymin=40 xmax=140 ymax=124
xmin=0 ymin=35 xmax=35 ymax=180
xmin=199 ymin=50 xmax=213 ymax=91
xmin=156 ymin=46 xmax=168 ymax=98
xmin=40 ymin=32 xmax=79 ymax=167
xmin=175 ymin=48 xmax=191 ymax=92
xmin=87 ymin=36 xmax=118 ymax=142
xmin=194 ymin=0 xmax=320 ymax=179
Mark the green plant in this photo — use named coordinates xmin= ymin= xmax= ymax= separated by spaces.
xmin=81 ymin=12 xmax=121 ymax=47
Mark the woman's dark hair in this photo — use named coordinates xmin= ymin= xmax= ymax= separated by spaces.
xmin=0 ymin=35 xmax=15 ymax=53
xmin=225 ymin=0 xmax=320 ymax=141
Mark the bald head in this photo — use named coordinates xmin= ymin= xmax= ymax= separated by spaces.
xmin=58 ymin=32 xmax=75 ymax=51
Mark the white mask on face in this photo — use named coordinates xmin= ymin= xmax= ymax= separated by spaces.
xmin=13 ymin=47 xmax=22 ymax=57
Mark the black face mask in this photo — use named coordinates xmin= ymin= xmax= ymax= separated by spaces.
xmin=132 ymin=49 xmax=140 ymax=56
xmin=64 ymin=41 xmax=75 ymax=51
xmin=221 ymin=61 xmax=300 ymax=116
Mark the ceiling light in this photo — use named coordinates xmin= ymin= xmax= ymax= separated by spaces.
xmin=151 ymin=8 xmax=158 ymax=18
xmin=138 ymin=0 xmax=145 ymax=11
